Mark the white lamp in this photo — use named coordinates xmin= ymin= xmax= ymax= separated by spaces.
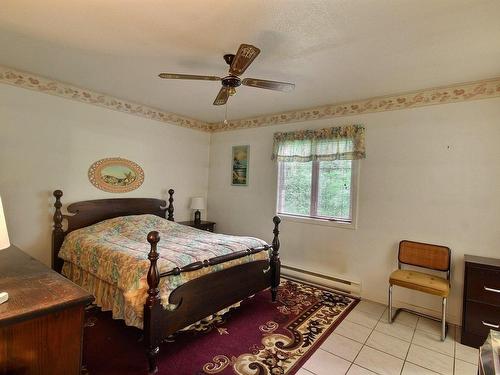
xmin=0 ymin=196 xmax=10 ymax=304
xmin=190 ymin=197 xmax=205 ymax=225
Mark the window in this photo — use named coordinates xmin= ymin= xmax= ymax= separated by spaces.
xmin=272 ymin=125 xmax=365 ymax=227
xmin=277 ymin=159 xmax=357 ymax=223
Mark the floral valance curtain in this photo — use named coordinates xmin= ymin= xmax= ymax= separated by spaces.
xmin=272 ymin=125 xmax=366 ymax=162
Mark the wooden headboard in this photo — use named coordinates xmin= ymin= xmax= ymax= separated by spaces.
xmin=51 ymin=189 xmax=175 ymax=272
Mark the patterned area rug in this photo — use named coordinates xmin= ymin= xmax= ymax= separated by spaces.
xmin=83 ymin=279 xmax=358 ymax=375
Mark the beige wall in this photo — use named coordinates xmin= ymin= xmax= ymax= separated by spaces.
xmin=0 ymin=84 xmax=211 ymax=265
xmin=207 ymin=97 xmax=500 ymax=324
xmin=2 ymin=80 xmax=499 ymax=325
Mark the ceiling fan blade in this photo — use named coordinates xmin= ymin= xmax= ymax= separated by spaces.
xmin=229 ymin=44 xmax=261 ymax=76
xmin=242 ymin=78 xmax=295 ymax=92
xmin=158 ymin=73 xmax=221 ymax=81
xmin=213 ymin=87 xmax=230 ymax=106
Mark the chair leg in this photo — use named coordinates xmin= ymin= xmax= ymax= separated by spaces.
xmin=388 ymin=284 xmax=393 ymax=323
xmin=441 ymin=297 xmax=447 ymax=341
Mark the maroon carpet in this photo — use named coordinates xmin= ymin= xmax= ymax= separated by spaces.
xmin=83 ymin=280 xmax=358 ymax=375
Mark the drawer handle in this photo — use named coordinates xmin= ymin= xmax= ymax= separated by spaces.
xmin=484 ymin=286 xmax=500 ymax=294
xmin=482 ymin=321 xmax=500 ymax=329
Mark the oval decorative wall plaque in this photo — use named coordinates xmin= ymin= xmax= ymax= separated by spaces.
xmin=88 ymin=157 xmax=144 ymax=193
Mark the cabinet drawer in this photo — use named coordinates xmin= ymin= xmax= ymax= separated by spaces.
xmin=464 ymin=301 xmax=500 ymax=337
xmin=466 ymin=267 xmax=500 ymax=306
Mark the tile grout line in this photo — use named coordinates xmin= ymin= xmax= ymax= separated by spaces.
xmin=316 ymin=350 xmax=359 ymax=374
xmin=339 ymin=304 xmax=416 ymax=374
xmin=455 ymin=326 xmax=480 ymax=367
xmin=404 ymin=321 xmax=459 ymax=375
xmin=363 ymin=332 xmax=413 ymax=360
xmin=345 ymin=306 xmax=386 ymax=375
xmin=399 ymin=315 xmax=419 ymax=375
xmin=300 ymin=360 xmax=318 ymax=375
xmin=368 ymin=309 xmax=415 ymax=355
xmin=452 ymin=325 xmax=457 ymax=375
xmin=300 ymin=368 xmax=316 ymax=375
xmin=409 ymin=340 xmax=455 ymax=358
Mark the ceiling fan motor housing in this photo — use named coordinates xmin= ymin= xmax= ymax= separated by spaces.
xmin=221 ymin=75 xmax=241 ymax=88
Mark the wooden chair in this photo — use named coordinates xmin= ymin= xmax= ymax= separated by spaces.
xmin=388 ymin=240 xmax=451 ymax=341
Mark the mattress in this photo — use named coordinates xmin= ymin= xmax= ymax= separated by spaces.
xmin=59 ymin=214 xmax=268 ymax=328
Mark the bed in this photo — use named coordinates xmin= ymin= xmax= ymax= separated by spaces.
xmin=51 ymin=189 xmax=281 ymax=374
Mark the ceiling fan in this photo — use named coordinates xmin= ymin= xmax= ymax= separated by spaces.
xmin=158 ymin=44 xmax=295 ymax=106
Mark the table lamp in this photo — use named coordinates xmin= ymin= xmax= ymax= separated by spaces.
xmin=190 ymin=197 xmax=205 ymax=225
xmin=0 ymin=196 xmax=10 ymax=304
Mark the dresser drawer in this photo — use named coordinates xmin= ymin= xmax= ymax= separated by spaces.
xmin=467 ymin=267 xmax=500 ymax=306
xmin=464 ymin=301 xmax=500 ymax=336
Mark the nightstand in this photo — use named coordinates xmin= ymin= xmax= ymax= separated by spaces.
xmin=179 ymin=220 xmax=216 ymax=232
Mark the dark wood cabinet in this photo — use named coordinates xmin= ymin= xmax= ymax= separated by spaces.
xmin=178 ymin=220 xmax=216 ymax=232
xmin=461 ymin=254 xmax=500 ymax=348
xmin=0 ymin=246 xmax=93 ymax=375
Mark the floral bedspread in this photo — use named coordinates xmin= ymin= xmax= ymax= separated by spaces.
xmin=59 ymin=214 xmax=268 ymax=328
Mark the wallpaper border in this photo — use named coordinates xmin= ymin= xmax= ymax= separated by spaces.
xmin=208 ymin=77 xmax=500 ymax=131
xmin=1 ymin=65 xmax=499 ymax=133
xmin=0 ymin=65 xmax=209 ymax=132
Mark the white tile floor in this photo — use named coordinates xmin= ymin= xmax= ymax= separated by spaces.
xmin=300 ymin=300 xmax=479 ymax=375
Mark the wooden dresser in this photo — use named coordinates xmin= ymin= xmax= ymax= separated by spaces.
xmin=461 ymin=254 xmax=500 ymax=348
xmin=0 ymin=246 xmax=93 ymax=375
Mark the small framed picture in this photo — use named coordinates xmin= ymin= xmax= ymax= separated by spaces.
xmin=231 ymin=145 xmax=249 ymax=186
xmin=88 ymin=157 xmax=144 ymax=193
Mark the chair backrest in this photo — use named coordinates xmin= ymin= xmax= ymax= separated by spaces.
xmin=398 ymin=240 xmax=451 ymax=275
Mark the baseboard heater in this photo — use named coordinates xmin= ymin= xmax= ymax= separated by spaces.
xmin=281 ymin=264 xmax=361 ymax=297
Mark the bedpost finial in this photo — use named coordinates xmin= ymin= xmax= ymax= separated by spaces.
xmin=147 ymin=231 xmax=160 ymax=245
xmin=167 ymin=189 xmax=174 ymax=222
xmin=272 ymin=216 xmax=280 ymax=247
xmin=53 ymin=190 xmax=63 ymax=223
xmin=273 ymin=216 xmax=281 ymax=237
xmin=52 ymin=189 xmax=64 ymax=273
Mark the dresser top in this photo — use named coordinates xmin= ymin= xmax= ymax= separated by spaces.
xmin=0 ymin=246 xmax=93 ymax=325
xmin=464 ymin=254 xmax=500 ymax=268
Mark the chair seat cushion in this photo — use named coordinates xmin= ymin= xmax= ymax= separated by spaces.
xmin=389 ymin=269 xmax=450 ymax=297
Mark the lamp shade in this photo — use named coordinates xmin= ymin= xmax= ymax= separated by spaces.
xmin=190 ymin=197 xmax=205 ymax=210
xmin=0 ymin=196 xmax=10 ymax=250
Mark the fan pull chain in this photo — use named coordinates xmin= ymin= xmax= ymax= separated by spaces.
xmin=223 ymin=102 xmax=228 ymax=125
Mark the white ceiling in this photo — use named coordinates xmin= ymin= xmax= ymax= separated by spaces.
xmin=1 ymin=0 xmax=500 ymax=123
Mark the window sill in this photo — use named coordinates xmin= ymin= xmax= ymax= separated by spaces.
xmin=278 ymin=214 xmax=357 ymax=230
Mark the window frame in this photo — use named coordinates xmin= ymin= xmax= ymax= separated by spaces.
xmin=275 ymin=159 xmax=360 ymax=229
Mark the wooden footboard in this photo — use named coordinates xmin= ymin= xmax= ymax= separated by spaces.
xmin=144 ymin=216 xmax=281 ymax=374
